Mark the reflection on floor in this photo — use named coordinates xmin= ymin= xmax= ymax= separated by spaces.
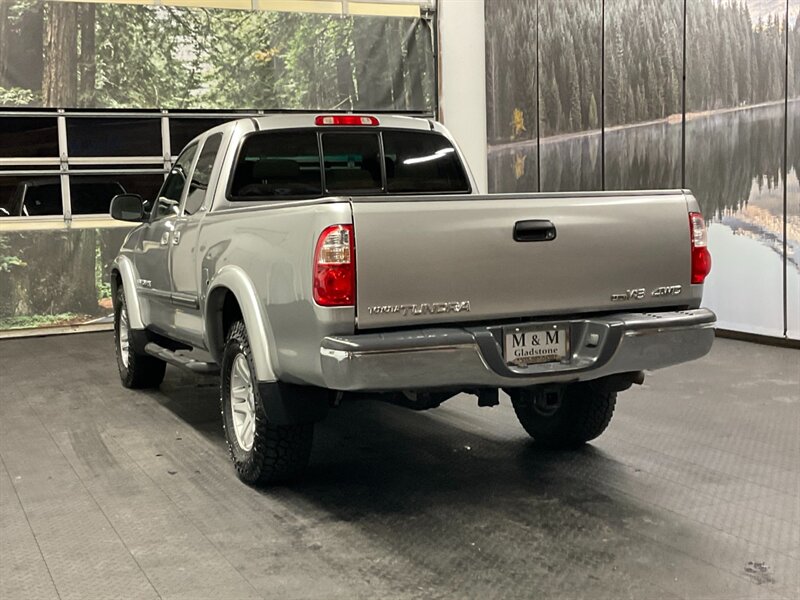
xmin=0 ymin=334 xmax=798 ymax=600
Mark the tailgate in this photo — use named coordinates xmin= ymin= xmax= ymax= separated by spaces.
xmin=352 ymin=191 xmax=700 ymax=329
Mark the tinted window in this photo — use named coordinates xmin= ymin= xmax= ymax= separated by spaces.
xmin=185 ymin=133 xmax=223 ymax=215
xmin=67 ymin=117 xmax=162 ymax=157
xmin=322 ymin=133 xmax=382 ymax=193
xmin=153 ymin=144 xmax=197 ymax=220
xmin=0 ymin=117 xmax=59 ymax=157
xmin=383 ymin=131 xmax=469 ymax=193
xmin=18 ymin=180 xmax=63 ymax=216
xmin=229 ymin=131 xmax=321 ymax=199
xmin=170 ymin=118 xmax=229 ymax=153
xmin=70 ymin=180 xmax=126 ymax=215
xmin=0 ymin=175 xmax=59 ymax=217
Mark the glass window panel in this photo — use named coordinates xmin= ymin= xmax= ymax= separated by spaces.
xmin=382 ymin=131 xmax=469 ymax=193
xmin=169 ymin=118 xmax=230 ymax=154
xmin=604 ymin=0 xmax=683 ymax=191
xmin=185 ymin=133 xmax=223 ymax=215
xmin=788 ymin=1 xmax=800 ymax=339
xmin=322 ymin=133 xmax=382 ymax=193
xmin=0 ymin=117 xmax=59 ymax=158
xmin=686 ymin=0 xmax=787 ymax=337
xmin=484 ymin=0 xmax=539 ymax=193
xmin=68 ymin=173 xmax=165 ymax=216
xmin=229 ymin=131 xmax=322 ymax=200
xmin=0 ymin=176 xmax=62 ymax=217
xmin=153 ymin=144 xmax=198 ymax=220
xmin=66 ymin=117 xmax=162 ymax=157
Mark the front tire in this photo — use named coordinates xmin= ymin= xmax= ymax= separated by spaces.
xmin=114 ymin=286 xmax=166 ymax=389
xmin=221 ymin=320 xmax=314 ymax=485
xmin=510 ymin=383 xmax=616 ymax=449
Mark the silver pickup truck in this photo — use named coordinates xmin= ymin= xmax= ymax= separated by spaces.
xmin=110 ymin=114 xmax=715 ymax=485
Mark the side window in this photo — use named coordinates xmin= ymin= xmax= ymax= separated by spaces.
xmin=184 ymin=133 xmax=223 ymax=216
xmin=152 ymin=143 xmax=197 ymax=221
xmin=228 ymin=131 xmax=321 ymax=199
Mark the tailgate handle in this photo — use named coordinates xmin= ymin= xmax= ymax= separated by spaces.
xmin=513 ymin=220 xmax=556 ymax=242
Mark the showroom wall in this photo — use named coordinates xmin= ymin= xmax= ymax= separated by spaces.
xmin=0 ymin=0 xmax=434 ymax=332
xmin=486 ymin=0 xmax=800 ymax=341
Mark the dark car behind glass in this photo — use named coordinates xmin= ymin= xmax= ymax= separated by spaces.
xmin=0 ymin=177 xmax=125 ymax=217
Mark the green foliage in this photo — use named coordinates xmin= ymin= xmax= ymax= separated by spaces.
xmin=0 ymin=86 xmax=39 ymax=106
xmin=0 ymin=2 xmax=433 ymax=111
xmin=485 ymin=0 xmax=537 ymax=143
xmin=0 ymin=312 xmax=82 ymax=330
xmin=95 ymin=242 xmax=111 ymax=300
xmin=486 ymin=0 xmax=798 ymax=142
xmin=588 ymin=93 xmax=599 ymax=129
xmin=0 ymin=255 xmax=26 ymax=272
xmin=0 ymin=238 xmax=26 ymax=273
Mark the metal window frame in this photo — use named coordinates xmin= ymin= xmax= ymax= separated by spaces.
xmin=0 ymin=110 xmax=253 ymax=225
xmin=0 ymin=107 xmax=437 ymax=226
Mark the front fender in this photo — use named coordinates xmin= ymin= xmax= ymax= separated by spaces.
xmin=112 ymin=255 xmax=145 ymax=330
xmin=205 ymin=265 xmax=277 ymax=382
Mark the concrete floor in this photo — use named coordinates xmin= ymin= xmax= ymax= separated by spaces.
xmin=0 ymin=334 xmax=797 ymax=600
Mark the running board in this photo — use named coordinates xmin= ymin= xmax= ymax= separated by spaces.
xmin=144 ymin=342 xmax=220 ymax=375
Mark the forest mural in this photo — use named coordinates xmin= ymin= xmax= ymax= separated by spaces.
xmin=485 ymin=0 xmax=800 ymax=339
xmin=0 ymin=0 xmax=434 ymax=111
xmin=0 ymin=0 xmax=435 ymax=331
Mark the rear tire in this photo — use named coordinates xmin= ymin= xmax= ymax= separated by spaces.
xmin=221 ymin=320 xmax=314 ymax=485
xmin=511 ymin=383 xmax=616 ymax=449
xmin=114 ymin=286 xmax=166 ymax=389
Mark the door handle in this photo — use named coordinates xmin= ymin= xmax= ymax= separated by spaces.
xmin=160 ymin=231 xmax=170 ymax=246
xmin=172 ymin=231 xmax=181 ymax=245
xmin=513 ymin=220 xmax=557 ymax=242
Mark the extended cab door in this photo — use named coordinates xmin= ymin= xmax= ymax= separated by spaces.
xmin=134 ymin=142 xmax=198 ymax=330
xmin=167 ymin=132 xmax=225 ymax=348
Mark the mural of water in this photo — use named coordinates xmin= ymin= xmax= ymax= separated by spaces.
xmin=487 ymin=101 xmax=799 ymax=338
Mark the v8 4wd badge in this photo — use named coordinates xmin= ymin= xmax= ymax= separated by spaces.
xmin=611 ymin=285 xmax=682 ymax=301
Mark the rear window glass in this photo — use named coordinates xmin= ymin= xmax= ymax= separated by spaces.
xmin=383 ymin=131 xmax=470 ymax=193
xmin=227 ymin=128 xmax=469 ymax=201
xmin=322 ymin=133 xmax=382 ymax=194
xmin=229 ymin=131 xmax=321 ymax=199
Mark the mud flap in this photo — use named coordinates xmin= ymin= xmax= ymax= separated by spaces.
xmin=257 ymin=382 xmax=330 ymax=425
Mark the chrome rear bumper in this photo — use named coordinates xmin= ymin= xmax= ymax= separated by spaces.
xmin=319 ymin=308 xmax=716 ymax=391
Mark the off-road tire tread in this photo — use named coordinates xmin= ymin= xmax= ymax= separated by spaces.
xmin=512 ymin=383 xmax=616 ymax=449
xmin=222 ymin=321 xmax=313 ymax=485
xmin=115 ymin=287 xmax=166 ymax=389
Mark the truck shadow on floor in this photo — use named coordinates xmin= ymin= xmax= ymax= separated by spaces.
xmin=148 ymin=370 xmax=738 ymax=598
xmin=154 ymin=368 xmax=645 ymax=524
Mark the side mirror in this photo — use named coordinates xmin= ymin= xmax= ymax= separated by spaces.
xmin=110 ymin=193 xmax=145 ymax=222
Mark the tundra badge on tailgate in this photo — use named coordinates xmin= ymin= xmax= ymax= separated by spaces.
xmin=368 ymin=301 xmax=471 ymax=317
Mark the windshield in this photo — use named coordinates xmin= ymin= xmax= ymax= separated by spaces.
xmin=228 ymin=129 xmax=470 ymax=200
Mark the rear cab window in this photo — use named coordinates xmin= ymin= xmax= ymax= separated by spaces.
xmin=227 ymin=128 xmax=469 ymax=201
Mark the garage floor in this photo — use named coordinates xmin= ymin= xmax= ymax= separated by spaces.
xmin=0 ymin=333 xmax=798 ymax=600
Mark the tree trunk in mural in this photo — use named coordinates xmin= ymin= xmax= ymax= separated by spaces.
xmin=61 ymin=230 xmax=99 ymax=317
xmin=406 ymin=22 xmax=427 ymax=112
xmin=0 ymin=1 xmax=10 ymax=88
xmin=353 ymin=18 xmax=389 ymax=109
xmin=78 ymin=3 xmax=96 ymax=107
xmin=42 ymin=2 xmax=78 ymax=107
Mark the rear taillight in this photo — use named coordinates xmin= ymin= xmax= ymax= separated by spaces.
xmin=689 ymin=212 xmax=711 ymax=284
xmin=313 ymin=224 xmax=355 ymax=306
xmin=314 ymin=115 xmax=379 ymax=126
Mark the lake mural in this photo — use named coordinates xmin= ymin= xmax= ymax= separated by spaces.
xmin=485 ymin=0 xmax=800 ymax=340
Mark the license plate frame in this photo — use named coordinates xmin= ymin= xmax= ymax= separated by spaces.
xmin=503 ymin=325 xmax=570 ymax=367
